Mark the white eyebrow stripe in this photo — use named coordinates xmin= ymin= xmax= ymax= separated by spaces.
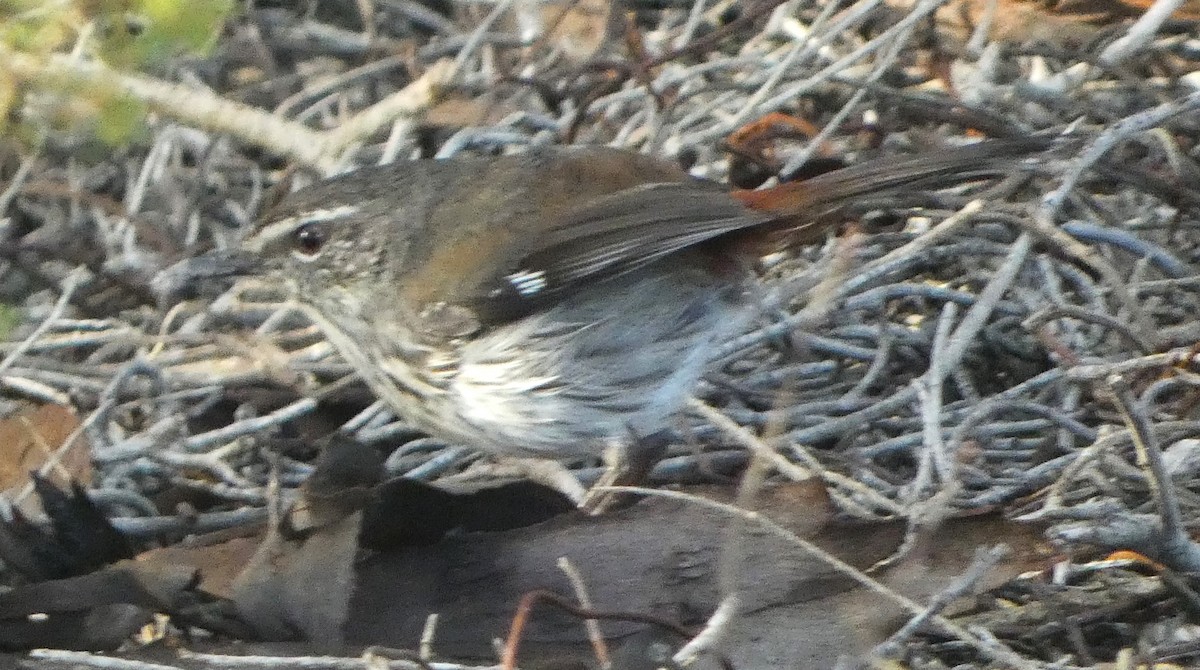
xmin=246 ymin=205 xmax=360 ymax=250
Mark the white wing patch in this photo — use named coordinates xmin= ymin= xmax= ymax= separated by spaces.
xmin=505 ymin=269 xmax=548 ymax=297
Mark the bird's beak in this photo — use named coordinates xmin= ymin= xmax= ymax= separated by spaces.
xmin=151 ymin=249 xmax=263 ymax=307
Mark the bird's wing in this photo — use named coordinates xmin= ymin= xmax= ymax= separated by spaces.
xmin=470 ymin=136 xmax=1052 ymax=323
xmin=469 ymin=182 xmax=766 ymax=322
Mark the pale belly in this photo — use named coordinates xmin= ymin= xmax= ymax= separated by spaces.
xmin=447 ymin=265 xmax=752 ymax=458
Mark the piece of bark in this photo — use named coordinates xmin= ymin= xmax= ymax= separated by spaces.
xmin=0 ymin=559 xmax=196 ymax=618
xmin=228 ymin=459 xmax=576 ymax=646
xmin=341 ymin=483 xmax=1053 ymax=666
xmin=0 ymin=475 xmax=135 ymax=581
xmin=0 ymin=559 xmax=198 ymax=651
xmin=0 ymin=473 xmax=1053 ymax=667
xmin=231 ymin=510 xmax=363 ymax=645
xmin=1 ymin=604 xmax=156 ymax=652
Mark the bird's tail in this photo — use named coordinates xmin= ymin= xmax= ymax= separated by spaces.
xmin=731 ymin=135 xmax=1055 ymax=244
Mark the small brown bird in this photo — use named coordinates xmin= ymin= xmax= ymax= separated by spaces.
xmin=162 ymin=138 xmax=1043 ymax=460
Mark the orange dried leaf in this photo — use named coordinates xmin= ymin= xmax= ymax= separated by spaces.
xmin=0 ymin=403 xmax=89 ymax=493
xmin=1105 ymin=550 xmax=1165 ymax=570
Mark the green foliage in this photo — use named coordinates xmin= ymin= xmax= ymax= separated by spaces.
xmin=0 ymin=0 xmax=233 ymax=148
xmin=0 ymin=2 xmax=73 ymax=55
xmin=95 ymin=0 xmax=233 ymax=68
xmin=94 ymin=90 xmax=147 ymax=145
xmin=0 ymin=303 xmax=18 ymax=341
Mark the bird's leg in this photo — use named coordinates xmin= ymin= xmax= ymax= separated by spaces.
xmin=453 ymin=457 xmax=590 ymax=506
xmin=580 ymin=429 xmax=670 ymax=514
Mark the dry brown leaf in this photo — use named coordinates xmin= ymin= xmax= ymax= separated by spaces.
xmin=138 ymin=534 xmax=262 ymax=600
xmin=536 ymin=0 xmax=619 ymax=63
xmin=1105 ymin=0 xmax=1200 ymax=19
xmin=425 ymin=93 xmax=525 ymax=129
xmin=463 ymin=0 xmax=618 ymax=66
xmin=0 ymin=403 xmax=88 ymax=494
xmin=888 ymin=0 xmax=1200 ymax=46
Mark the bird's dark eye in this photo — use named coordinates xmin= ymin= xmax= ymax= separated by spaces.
xmin=293 ymin=224 xmax=326 ymax=257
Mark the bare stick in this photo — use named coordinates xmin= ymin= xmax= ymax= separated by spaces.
xmin=1099 ymin=0 xmax=1189 ymax=65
